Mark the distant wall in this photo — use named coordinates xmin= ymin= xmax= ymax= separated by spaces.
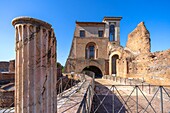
xmin=0 ymin=60 xmax=15 ymax=73
xmin=0 ymin=62 xmax=9 ymax=72
xmin=0 ymin=72 xmax=15 ymax=81
xmin=9 ymin=60 xmax=15 ymax=73
xmin=0 ymin=60 xmax=15 ymax=84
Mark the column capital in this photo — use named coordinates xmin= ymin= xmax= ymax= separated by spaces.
xmin=12 ymin=16 xmax=52 ymax=29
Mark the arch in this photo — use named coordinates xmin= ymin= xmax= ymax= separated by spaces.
xmin=112 ymin=55 xmax=119 ymax=74
xmin=85 ymin=42 xmax=98 ymax=59
xmin=82 ymin=66 xmax=103 ymax=78
xmin=109 ymin=51 xmax=121 ymax=75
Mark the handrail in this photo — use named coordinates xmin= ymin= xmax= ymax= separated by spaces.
xmin=57 ymin=71 xmax=95 ymax=113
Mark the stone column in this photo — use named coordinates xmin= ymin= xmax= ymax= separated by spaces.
xmin=12 ymin=17 xmax=57 ymax=113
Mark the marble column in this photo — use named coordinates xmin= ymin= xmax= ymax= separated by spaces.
xmin=12 ymin=17 xmax=57 ymax=113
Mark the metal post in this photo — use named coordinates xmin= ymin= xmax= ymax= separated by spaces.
xmin=125 ymin=78 xmax=126 ymax=84
xmin=59 ymin=80 xmax=61 ymax=96
xmin=160 ymin=86 xmax=163 ymax=113
xmin=112 ymin=86 xmax=114 ymax=113
xmin=83 ymin=97 xmax=86 ymax=113
xmin=142 ymin=82 xmax=143 ymax=91
xmin=71 ymin=78 xmax=72 ymax=88
xmin=136 ymin=86 xmax=138 ymax=113
xmin=88 ymin=86 xmax=91 ymax=113
xmin=61 ymin=78 xmax=63 ymax=95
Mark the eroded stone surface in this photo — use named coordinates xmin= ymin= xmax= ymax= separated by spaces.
xmin=126 ymin=22 xmax=150 ymax=54
xmin=12 ymin=17 xmax=57 ymax=113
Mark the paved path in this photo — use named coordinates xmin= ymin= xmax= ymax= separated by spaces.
xmin=95 ymin=78 xmax=122 ymax=85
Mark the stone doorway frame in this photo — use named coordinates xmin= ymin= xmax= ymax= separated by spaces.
xmin=109 ymin=51 xmax=121 ymax=76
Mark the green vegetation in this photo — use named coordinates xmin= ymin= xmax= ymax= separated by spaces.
xmin=57 ymin=62 xmax=65 ymax=73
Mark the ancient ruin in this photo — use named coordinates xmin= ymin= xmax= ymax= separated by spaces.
xmin=0 ymin=16 xmax=169 ymax=112
xmin=65 ymin=17 xmax=170 ymax=85
xmin=0 ymin=60 xmax=15 ymax=108
xmin=65 ymin=17 xmax=122 ymax=77
xmin=12 ymin=17 xmax=57 ymax=113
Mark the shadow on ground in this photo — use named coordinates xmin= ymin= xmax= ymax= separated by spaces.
xmin=90 ymin=80 xmax=126 ymax=113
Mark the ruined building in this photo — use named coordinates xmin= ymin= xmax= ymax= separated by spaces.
xmin=65 ymin=16 xmax=170 ymax=85
xmin=65 ymin=17 xmax=122 ymax=77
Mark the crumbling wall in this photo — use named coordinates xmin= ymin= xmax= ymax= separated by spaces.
xmin=125 ymin=49 xmax=170 ymax=85
xmin=145 ymin=50 xmax=170 ymax=84
xmin=126 ymin=22 xmax=150 ymax=54
xmin=117 ymin=59 xmax=128 ymax=77
xmin=117 ymin=22 xmax=170 ymax=85
xmin=9 ymin=60 xmax=15 ymax=73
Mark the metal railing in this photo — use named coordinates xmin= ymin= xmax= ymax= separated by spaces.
xmin=57 ymin=77 xmax=77 ymax=96
xmin=76 ymin=71 xmax=95 ymax=113
xmin=91 ymin=75 xmax=170 ymax=113
xmin=92 ymin=84 xmax=170 ymax=113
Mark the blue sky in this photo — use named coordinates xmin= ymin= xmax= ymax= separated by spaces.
xmin=0 ymin=0 xmax=170 ymax=65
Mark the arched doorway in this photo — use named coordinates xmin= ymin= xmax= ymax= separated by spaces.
xmin=82 ymin=66 xmax=102 ymax=78
xmin=112 ymin=55 xmax=119 ymax=75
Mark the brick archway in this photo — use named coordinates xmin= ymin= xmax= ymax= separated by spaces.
xmin=82 ymin=66 xmax=103 ymax=78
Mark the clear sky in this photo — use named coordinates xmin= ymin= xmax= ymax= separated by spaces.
xmin=0 ymin=0 xmax=170 ymax=65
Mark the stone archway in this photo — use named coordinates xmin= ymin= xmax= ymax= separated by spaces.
xmin=109 ymin=51 xmax=121 ymax=76
xmin=112 ymin=55 xmax=119 ymax=75
xmin=82 ymin=66 xmax=103 ymax=78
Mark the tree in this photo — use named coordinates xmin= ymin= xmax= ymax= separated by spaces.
xmin=57 ymin=62 xmax=65 ymax=73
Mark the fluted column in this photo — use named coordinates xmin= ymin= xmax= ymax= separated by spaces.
xmin=12 ymin=17 xmax=57 ymax=113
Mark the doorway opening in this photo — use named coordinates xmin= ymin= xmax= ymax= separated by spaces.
xmin=82 ymin=66 xmax=102 ymax=78
xmin=112 ymin=55 xmax=119 ymax=75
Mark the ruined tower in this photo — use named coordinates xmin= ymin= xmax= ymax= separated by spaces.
xmin=12 ymin=17 xmax=57 ymax=113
